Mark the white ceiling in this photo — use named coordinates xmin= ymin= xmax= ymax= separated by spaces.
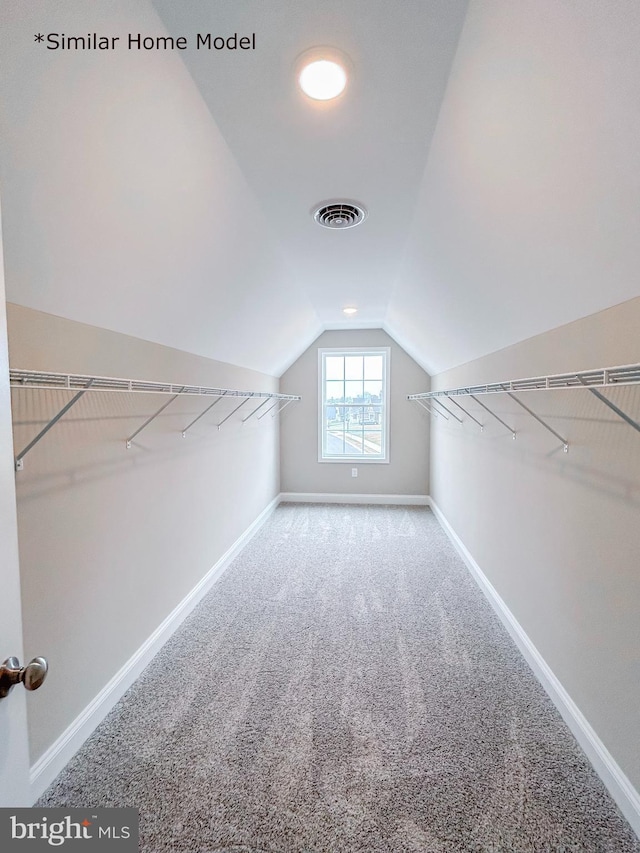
xmin=152 ymin=0 xmax=468 ymax=332
xmin=2 ymin=0 xmax=639 ymax=377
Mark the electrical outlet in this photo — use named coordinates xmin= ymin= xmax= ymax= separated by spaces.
xmin=352 ymin=467 xmax=358 ymax=477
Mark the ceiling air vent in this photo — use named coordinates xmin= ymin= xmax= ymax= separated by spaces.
xmin=313 ymin=201 xmax=367 ymax=230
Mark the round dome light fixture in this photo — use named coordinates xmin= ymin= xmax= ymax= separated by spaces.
xmin=299 ymin=59 xmax=346 ymax=100
xmin=295 ymin=46 xmax=351 ymax=102
xmin=343 ymin=307 xmax=358 ymax=315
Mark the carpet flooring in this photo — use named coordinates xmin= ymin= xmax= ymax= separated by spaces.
xmin=38 ymin=504 xmax=640 ymax=852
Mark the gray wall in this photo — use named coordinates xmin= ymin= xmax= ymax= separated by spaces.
xmin=430 ymin=296 xmax=640 ymax=791
xmin=280 ymin=329 xmax=430 ymax=496
xmin=8 ymin=304 xmax=281 ymax=763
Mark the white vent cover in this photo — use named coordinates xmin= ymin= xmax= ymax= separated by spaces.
xmin=313 ymin=201 xmax=367 ymax=229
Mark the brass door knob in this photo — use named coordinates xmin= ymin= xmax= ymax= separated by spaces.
xmin=0 ymin=656 xmax=48 ymax=699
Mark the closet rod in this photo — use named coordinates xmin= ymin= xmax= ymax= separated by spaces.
xmin=10 ymin=369 xmax=300 ymax=401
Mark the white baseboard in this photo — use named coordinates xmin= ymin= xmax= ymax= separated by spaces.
xmin=29 ymin=494 xmax=281 ymax=802
xmin=429 ymin=498 xmax=640 ymax=839
xmin=279 ymin=492 xmax=430 ymax=506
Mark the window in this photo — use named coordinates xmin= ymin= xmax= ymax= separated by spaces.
xmin=319 ymin=347 xmax=390 ymax=462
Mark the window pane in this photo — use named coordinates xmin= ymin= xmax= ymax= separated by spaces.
xmin=344 ymin=409 xmax=365 ymax=455
xmin=364 ymin=423 xmax=382 ymax=454
xmin=345 ymin=356 xmax=364 ymax=380
xmin=325 ymin=424 xmax=346 ymax=455
xmin=349 ymin=406 xmax=365 ymax=425
xmin=325 ymin=356 xmax=344 ymax=380
xmin=345 ymin=426 xmax=365 ymax=454
xmin=364 ymin=380 xmax=382 ymax=400
xmin=345 ymin=380 xmax=363 ymax=402
xmin=323 ymin=410 xmax=342 ymax=431
xmin=325 ymin=380 xmax=344 ymax=403
xmin=364 ymin=355 xmax=383 ymax=380
xmin=325 ymin=402 xmax=345 ymax=425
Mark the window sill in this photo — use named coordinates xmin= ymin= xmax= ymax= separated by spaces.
xmin=318 ymin=457 xmax=389 ymax=464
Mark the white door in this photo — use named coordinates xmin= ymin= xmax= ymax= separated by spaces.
xmin=0 ymin=208 xmax=32 ymax=806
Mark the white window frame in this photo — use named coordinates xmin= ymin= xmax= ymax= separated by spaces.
xmin=318 ymin=347 xmax=390 ymax=463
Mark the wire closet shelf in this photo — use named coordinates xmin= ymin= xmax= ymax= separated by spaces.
xmin=10 ymin=369 xmax=300 ymax=399
xmin=10 ymin=369 xmax=301 ymax=471
xmin=407 ymin=362 xmax=640 ymax=453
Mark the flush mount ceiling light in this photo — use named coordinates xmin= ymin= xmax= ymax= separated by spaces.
xmin=295 ymin=47 xmax=351 ymax=102
xmin=313 ymin=201 xmax=368 ymax=229
xmin=343 ymin=307 xmax=358 ymax=315
xmin=299 ymin=59 xmax=346 ymax=100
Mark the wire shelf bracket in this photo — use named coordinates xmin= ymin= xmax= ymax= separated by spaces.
xmin=271 ymin=399 xmax=295 ymax=418
xmin=182 ymin=392 xmax=229 ymax=437
xmin=448 ymin=397 xmax=484 ymax=431
xmin=471 ymin=395 xmax=516 ymax=439
xmin=577 ymin=376 xmax=640 ymax=435
xmin=501 ymin=386 xmax=568 ymax=452
xmin=217 ymin=398 xmax=251 ymax=429
xmin=257 ymin=400 xmax=281 ymax=420
xmin=126 ymin=387 xmax=186 ymax=449
xmin=242 ymin=398 xmax=271 ymax=423
xmin=432 ymin=397 xmax=463 ymax=424
xmin=14 ymin=379 xmax=94 ymax=471
xmin=411 ymin=399 xmax=446 ymax=419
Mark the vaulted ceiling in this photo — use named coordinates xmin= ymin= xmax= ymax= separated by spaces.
xmin=1 ymin=1 xmax=639 ymax=377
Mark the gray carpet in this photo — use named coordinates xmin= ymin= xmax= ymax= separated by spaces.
xmin=38 ymin=504 xmax=639 ymax=852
